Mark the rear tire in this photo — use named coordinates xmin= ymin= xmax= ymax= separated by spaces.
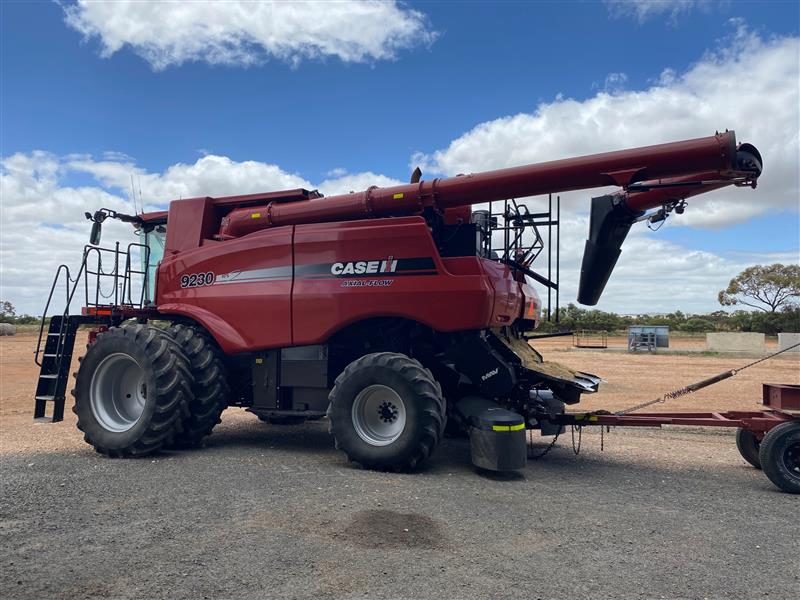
xmin=758 ymin=421 xmax=800 ymax=494
xmin=166 ymin=323 xmax=230 ymax=448
xmin=735 ymin=428 xmax=762 ymax=469
xmin=72 ymin=324 xmax=192 ymax=457
xmin=328 ymin=352 xmax=445 ymax=471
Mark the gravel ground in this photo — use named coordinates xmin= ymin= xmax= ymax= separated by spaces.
xmin=2 ymin=413 xmax=799 ymax=600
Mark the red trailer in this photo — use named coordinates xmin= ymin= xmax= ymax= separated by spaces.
xmin=549 ymin=383 xmax=800 ymax=493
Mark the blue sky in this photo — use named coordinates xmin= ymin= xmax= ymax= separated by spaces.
xmin=3 ymin=1 xmax=797 ymax=176
xmin=1 ymin=1 xmax=798 ymax=315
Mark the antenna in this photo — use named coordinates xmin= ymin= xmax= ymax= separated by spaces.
xmin=129 ymin=174 xmax=138 ymax=215
xmin=137 ymin=174 xmax=143 ymax=215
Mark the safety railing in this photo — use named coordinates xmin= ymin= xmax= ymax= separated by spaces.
xmin=479 ymin=194 xmax=561 ymax=322
xmin=35 ymin=243 xmax=150 ymax=366
xmin=83 ymin=242 xmax=150 ymax=310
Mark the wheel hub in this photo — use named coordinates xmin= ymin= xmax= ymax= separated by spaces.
xmin=378 ymin=401 xmax=399 ymax=423
xmin=783 ymin=442 xmax=800 ymax=478
xmin=89 ymin=353 xmax=147 ymax=433
xmin=351 ymin=385 xmax=407 ymax=447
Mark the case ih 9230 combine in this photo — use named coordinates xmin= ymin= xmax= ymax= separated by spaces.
xmin=33 ymin=131 xmax=800 ymax=493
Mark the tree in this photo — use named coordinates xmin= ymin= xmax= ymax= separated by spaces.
xmin=680 ymin=317 xmax=716 ymax=333
xmin=0 ymin=300 xmax=16 ymax=322
xmin=718 ymin=264 xmax=800 ymax=313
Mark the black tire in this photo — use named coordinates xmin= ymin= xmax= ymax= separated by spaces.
xmin=735 ymin=427 xmax=762 ymax=469
xmin=444 ymin=415 xmax=469 ymax=439
xmin=72 ymin=324 xmax=193 ymax=457
xmin=166 ymin=323 xmax=230 ymax=448
xmin=328 ymin=352 xmax=445 ymax=471
xmin=758 ymin=421 xmax=800 ymax=494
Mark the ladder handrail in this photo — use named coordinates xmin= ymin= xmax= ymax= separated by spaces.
xmin=35 ymin=264 xmax=70 ymax=367
xmin=35 ymin=255 xmax=88 ymax=367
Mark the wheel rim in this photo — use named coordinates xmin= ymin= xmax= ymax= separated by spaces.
xmin=90 ymin=353 xmax=147 ymax=432
xmin=351 ymin=384 xmax=407 ymax=446
xmin=782 ymin=441 xmax=800 ymax=480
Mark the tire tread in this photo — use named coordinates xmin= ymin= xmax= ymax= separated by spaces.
xmin=329 ymin=352 xmax=445 ymax=472
xmin=72 ymin=324 xmax=192 ymax=457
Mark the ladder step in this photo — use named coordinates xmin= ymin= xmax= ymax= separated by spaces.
xmin=39 ymin=374 xmax=59 ymax=379
xmin=35 ymin=395 xmax=55 ymax=402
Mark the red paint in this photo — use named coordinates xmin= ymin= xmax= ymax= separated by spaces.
xmin=560 ymin=410 xmax=794 ymax=434
xmin=141 ymin=131 xmax=760 ymax=353
xmin=762 ymin=383 xmax=800 ymax=411
xmin=215 ymin=131 xmax=755 ymax=238
xmin=156 ymin=227 xmax=294 ymax=353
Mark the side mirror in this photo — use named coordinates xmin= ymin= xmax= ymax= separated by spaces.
xmin=89 ymin=221 xmax=102 ymax=246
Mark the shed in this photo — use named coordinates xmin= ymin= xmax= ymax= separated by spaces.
xmin=628 ymin=325 xmax=669 ymax=350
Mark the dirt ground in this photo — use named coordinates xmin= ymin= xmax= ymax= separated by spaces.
xmin=534 ymin=335 xmax=798 ymax=414
xmin=2 ymin=332 xmax=799 ymax=599
xmin=1 ymin=332 xmax=798 ymax=454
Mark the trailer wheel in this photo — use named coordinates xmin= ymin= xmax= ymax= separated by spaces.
xmin=759 ymin=422 xmax=800 ymax=494
xmin=735 ymin=428 xmax=762 ymax=469
xmin=72 ymin=324 xmax=192 ymax=457
xmin=166 ymin=323 xmax=230 ymax=448
xmin=328 ymin=352 xmax=445 ymax=471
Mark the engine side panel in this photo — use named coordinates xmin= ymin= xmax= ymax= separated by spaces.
xmin=156 ymin=227 xmax=294 ymax=353
xmin=291 ymin=217 xmax=509 ymax=346
xmin=154 ymin=216 xmax=527 ymax=353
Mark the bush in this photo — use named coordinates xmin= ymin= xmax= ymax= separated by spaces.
xmin=538 ymin=305 xmax=799 ymax=335
xmin=679 ymin=317 xmax=716 ymax=333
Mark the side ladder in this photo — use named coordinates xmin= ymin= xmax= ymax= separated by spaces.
xmin=34 ymin=315 xmax=81 ymax=422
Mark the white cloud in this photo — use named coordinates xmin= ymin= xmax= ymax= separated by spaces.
xmin=531 ymin=212 xmax=788 ymax=315
xmin=605 ymin=1 xmax=711 ymax=24
xmin=0 ymin=151 xmax=405 ymax=315
xmin=593 ymin=72 xmax=628 ymax=93
xmin=412 ymin=25 xmax=800 ymax=229
xmin=2 ymin=25 xmax=797 ymax=317
xmin=62 ymin=0 xmax=437 ymax=70
xmin=318 ymin=172 xmax=405 ymax=196
xmin=1 ymin=148 xmax=793 ymax=317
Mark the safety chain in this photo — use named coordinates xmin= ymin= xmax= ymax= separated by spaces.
xmin=527 ymin=429 xmax=561 ymax=459
xmin=571 ymin=425 xmax=582 ymax=455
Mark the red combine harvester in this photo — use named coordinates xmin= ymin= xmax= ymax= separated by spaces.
xmin=33 ymin=131 xmax=800 ymax=493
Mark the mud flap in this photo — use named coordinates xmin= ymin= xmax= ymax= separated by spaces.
xmin=457 ymin=396 xmax=527 ymax=472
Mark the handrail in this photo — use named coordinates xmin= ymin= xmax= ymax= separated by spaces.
xmin=35 ymin=243 xmax=151 ymax=366
xmin=35 ymin=264 xmax=70 ymax=367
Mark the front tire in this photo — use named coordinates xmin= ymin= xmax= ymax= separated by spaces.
xmin=759 ymin=422 xmax=800 ymax=494
xmin=167 ymin=324 xmax=230 ymax=448
xmin=72 ymin=324 xmax=193 ymax=457
xmin=328 ymin=352 xmax=445 ymax=471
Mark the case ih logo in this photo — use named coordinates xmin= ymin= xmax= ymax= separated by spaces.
xmin=331 ymin=257 xmax=398 ymax=277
